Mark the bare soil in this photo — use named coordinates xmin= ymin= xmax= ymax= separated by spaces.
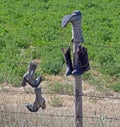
xmin=0 ymin=75 xmax=120 ymax=127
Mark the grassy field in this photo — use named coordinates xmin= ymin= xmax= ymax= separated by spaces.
xmin=0 ymin=0 xmax=120 ymax=93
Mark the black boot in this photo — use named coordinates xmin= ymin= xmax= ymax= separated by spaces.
xmin=62 ymin=47 xmax=73 ymax=76
xmin=72 ymin=46 xmax=90 ymax=76
xmin=26 ymin=87 xmax=46 ymax=112
xmin=26 ymin=99 xmax=40 ymax=112
xmin=24 ymin=76 xmax=42 ymax=88
xmin=21 ymin=62 xmax=42 ymax=88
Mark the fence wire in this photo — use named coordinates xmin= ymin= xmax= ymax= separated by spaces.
xmin=0 ymin=111 xmax=120 ymax=121
xmin=0 ymin=89 xmax=120 ymax=127
xmin=0 ymin=60 xmax=120 ymax=69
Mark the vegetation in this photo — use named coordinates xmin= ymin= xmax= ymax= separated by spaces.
xmin=0 ymin=0 xmax=119 ymax=91
xmin=49 ymin=96 xmax=63 ymax=107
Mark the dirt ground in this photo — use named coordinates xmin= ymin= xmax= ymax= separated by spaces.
xmin=0 ymin=75 xmax=120 ymax=127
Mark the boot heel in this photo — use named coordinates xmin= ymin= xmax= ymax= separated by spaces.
xmin=40 ymin=97 xmax=46 ymax=110
xmin=21 ymin=78 xmax=27 ymax=87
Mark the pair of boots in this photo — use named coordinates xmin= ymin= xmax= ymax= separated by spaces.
xmin=21 ymin=62 xmax=46 ymax=112
xmin=21 ymin=62 xmax=42 ymax=88
xmin=26 ymin=87 xmax=46 ymax=112
xmin=62 ymin=46 xmax=90 ymax=76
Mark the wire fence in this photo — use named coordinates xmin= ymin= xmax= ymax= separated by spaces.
xmin=1 ymin=42 xmax=120 ymax=49
xmin=0 ymin=88 xmax=120 ymax=127
xmin=0 ymin=60 xmax=120 ymax=69
xmin=0 ymin=1 xmax=119 ymax=127
xmin=0 ymin=111 xmax=120 ymax=120
xmin=0 ymin=19 xmax=120 ymax=127
xmin=0 ymin=41 xmax=119 ymax=125
xmin=0 ymin=42 xmax=120 ymax=65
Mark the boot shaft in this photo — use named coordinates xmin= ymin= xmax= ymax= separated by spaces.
xmin=72 ymin=46 xmax=90 ymax=76
xmin=78 ymin=46 xmax=89 ymax=66
xmin=71 ymin=13 xmax=84 ymax=43
xmin=62 ymin=47 xmax=73 ymax=76
xmin=62 ymin=47 xmax=73 ymax=67
xmin=28 ymin=62 xmax=37 ymax=75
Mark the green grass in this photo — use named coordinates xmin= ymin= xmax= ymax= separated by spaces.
xmin=47 ymin=82 xmax=73 ymax=95
xmin=0 ymin=0 xmax=120 ymax=91
xmin=49 ymin=96 xmax=63 ymax=107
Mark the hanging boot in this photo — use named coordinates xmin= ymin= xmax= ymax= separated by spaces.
xmin=26 ymin=87 xmax=46 ymax=112
xmin=21 ymin=62 xmax=37 ymax=87
xmin=72 ymin=46 xmax=90 ymax=76
xmin=26 ymin=96 xmax=46 ymax=112
xmin=21 ymin=62 xmax=42 ymax=88
xmin=24 ymin=76 xmax=42 ymax=88
xmin=61 ymin=46 xmax=73 ymax=76
xmin=26 ymin=99 xmax=40 ymax=112
xmin=80 ymin=46 xmax=90 ymax=72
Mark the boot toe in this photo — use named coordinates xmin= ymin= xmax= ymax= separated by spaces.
xmin=65 ymin=67 xmax=73 ymax=76
xmin=72 ymin=69 xmax=84 ymax=76
xmin=26 ymin=104 xmax=40 ymax=112
xmin=72 ymin=70 xmax=79 ymax=76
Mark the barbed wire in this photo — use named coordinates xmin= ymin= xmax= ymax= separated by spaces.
xmin=0 ymin=111 xmax=120 ymax=120
xmin=0 ymin=60 xmax=120 ymax=69
xmin=91 ymin=65 xmax=120 ymax=69
xmin=0 ymin=60 xmax=29 ymax=65
xmin=0 ymin=85 xmax=120 ymax=122
xmin=0 ymin=89 xmax=120 ymax=100
xmin=0 ymin=42 xmax=120 ymax=49
xmin=84 ymin=43 xmax=120 ymax=49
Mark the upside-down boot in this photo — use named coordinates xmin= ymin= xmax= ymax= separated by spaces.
xmin=21 ymin=62 xmax=42 ymax=88
xmin=62 ymin=47 xmax=73 ymax=76
xmin=80 ymin=46 xmax=90 ymax=72
xmin=26 ymin=87 xmax=46 ymax=112
xmin=26 ymin=98 xmax=40 ymax=112
xmin=25 ymin=75 xmax=42 ymax=88
xmin=21 ymin=62 xmax=37 ymax=87
xmin=72 ymin=46 xmax=90 ymax=76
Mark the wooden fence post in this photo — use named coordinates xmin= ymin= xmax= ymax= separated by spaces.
xmin=73 ymin=43 xmax=83 ymax=127
xmin=62 ymin=10 xmax=84 ymax=127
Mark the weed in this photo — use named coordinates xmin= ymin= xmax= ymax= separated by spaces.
xmin=109 ymin=81 xmax=120 ymax=92
xmin=47 ymin=82 xmax=73 ymax=95
xmin=50 ymin=96 xmax=63 ymax=107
